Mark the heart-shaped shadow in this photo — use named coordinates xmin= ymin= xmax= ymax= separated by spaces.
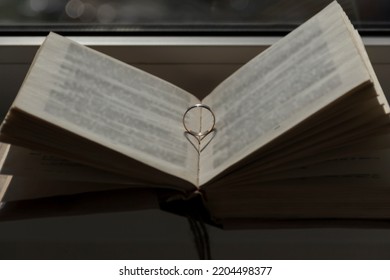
xmin=184 ymin=129 xmax=217 ymax=154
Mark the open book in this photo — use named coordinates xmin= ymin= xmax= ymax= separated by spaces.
xmin=1 ymin=2 xmax=390 ymax=225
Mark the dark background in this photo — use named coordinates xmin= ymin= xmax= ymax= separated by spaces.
xmin=0 ymin=0 xmax=389 ymax=34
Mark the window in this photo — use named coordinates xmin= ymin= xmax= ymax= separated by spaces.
xmin=0 ymin=0 xmax=389 ymax=35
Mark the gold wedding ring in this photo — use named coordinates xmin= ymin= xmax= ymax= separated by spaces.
xmin=183 ymin=104 xmax=215 ymax=138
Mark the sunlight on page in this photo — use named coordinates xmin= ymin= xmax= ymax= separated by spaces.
xmin=200 ymin=2 xmax=372 ymax=185
xmin=12 ymin=33 xmax=200 ymax=185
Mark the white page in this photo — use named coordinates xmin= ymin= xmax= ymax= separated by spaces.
xmin=11 ymin=33 xmax=200 ymax=185
xmin=199 ymin=2 xmax=372 ymax=185
xmin=261 ymin=150 xmax=390 ymax=184
xmin=0 ymin=144 xmax=142 ymax=183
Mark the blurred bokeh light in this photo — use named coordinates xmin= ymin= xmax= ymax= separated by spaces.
xmin=0 ymin=0 xmax=388 ymax=33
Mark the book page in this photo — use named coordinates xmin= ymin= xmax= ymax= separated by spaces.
xmin=9 ymin=33 xmax=200 ymax=185
xmin=0 ymin=143 xmax=10 ymax=201
xmin=0 ymin=143 xmax=184 ymax=201
xmin=0 ymin=175 xmax=11 ymax=202
xmin=263 ymin=150 xmax=390 ymax=183
xmin=0 ymin=144 xmax=146 ymax=183
xmin=345 ymin=20 xmax=390 ymax=114
xmin=211 ymin=146 xmax=390 ymax=187
xmin=199 ymin=2 xmax=372 ymax=185
xmin=206 ymin=151 xmax=390 ymax=220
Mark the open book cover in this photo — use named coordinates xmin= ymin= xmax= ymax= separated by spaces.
xmin=1 ymin=2 xmax=390 ymax=227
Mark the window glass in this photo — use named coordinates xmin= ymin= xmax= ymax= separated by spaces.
xmin=0 ymin=0 xmax=388 ymax=34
